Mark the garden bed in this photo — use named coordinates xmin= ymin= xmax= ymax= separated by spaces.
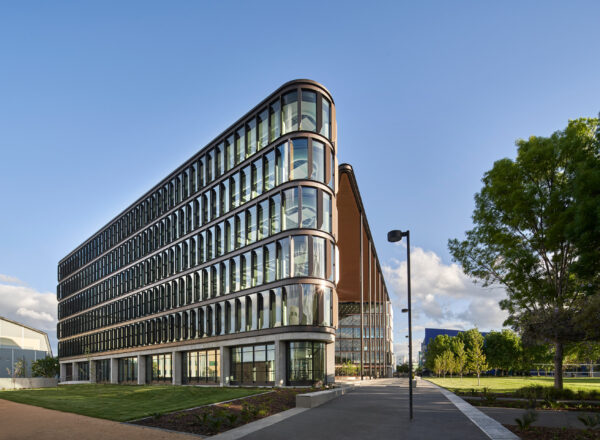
xmin=505 ymin=424 xmax=600 ymax=439
xmin=464 ymin=397 xmax=600 ymax=412
xmin=133 ymin=388 xmax=308 ymax=436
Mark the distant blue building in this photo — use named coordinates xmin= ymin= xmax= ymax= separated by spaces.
xmin=420 ymin=328 xmax=488 ymax=367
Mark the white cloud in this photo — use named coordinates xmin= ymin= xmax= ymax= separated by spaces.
xmin=0 ymin=274 xmax=23 ymax=284
xmin=383 ymin=246 xmax=510 ymax=363
xmin=0 ymin=278 xmax=57 ymax=333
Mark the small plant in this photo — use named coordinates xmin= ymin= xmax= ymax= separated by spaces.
xmin=151 ymin=412 xmax=163 ymax=420
xmin=226 ymin=413 xmax=239 ymax=425
xmin=515 ymin=410 xmax=538 ymax=431
xmin=481 ymin=387 xmax=496 ymax=404
xmin=208 ymin=414 xmax=224 ymax=433
xmin=193 ymin=411 xmax=210 ymax=425
xmin=578 ymin=414 xmax=600 ymax=430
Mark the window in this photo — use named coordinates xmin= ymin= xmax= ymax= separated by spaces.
xmin=301 ymin=90 xmax=317 ymax=131
xmin=287 ymin=341 xmax=325 ymax=385
xmin=301 ymin=187 xmax=317 ymax=229
xmin=321 ymin=97 xmax=331 ymax=138
xmin=290 ymin=138 xmax=308 ymax=180
xmin=282 ymin=91 xmax=298 ymax=134
xmin=283 ymin=285 xmax=300 ymax=326
xmin=246 ymin=118 xmax=257 ymax=158
xmin=301 ymin=284 xmax=318 ymax=326
xmin=276 ymin=237 xmax=290 ymax=280
xmin=313 ymin=237 xmax=326 ymax=279
xmin=147 ymin=353 xmax=172 ymax=383
xmin=312 ymin=140 xmax=325 ymax=182
xmin=283 ymin=188 xmax=298 ymax=230
xmin=230 ymin=343 xmax=274 ymax=385
xmin=293 ymin=236 xmax=309 ymax=277
xmin=321 ymin=192 xmax=332 ymax=233
xmin=264 ymin=151 xmax=275 ymax=191
xmin=258 ymin=109 xmax=268 ymax=150
xmin=270 ymin=194 xmax=281 ymax=235
xmin=269 ymin=100 xmax=281 ymax=142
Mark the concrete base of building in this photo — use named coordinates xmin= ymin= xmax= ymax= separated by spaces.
xmin=60 ymin=331 xmax=335 ymax=386
xmin=0 ymin=378 xmax=58 ymax=389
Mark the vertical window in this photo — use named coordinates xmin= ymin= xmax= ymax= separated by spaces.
xmin=230 ymin=174 xmax=240 ymax=209
xmin=235 ymin=127 xmax=245 ymax=165
xmin=283 ymin=285 xmax=300 ymax=326
xmin=246 ymin=206 xmax=256 ymax=245
xmin=312 ymin=237 xmax=326 ymax=279
xmin=269 ymin=100 xmax=281 ymax=141
xmin=276 ymin=142 xmax=289 ymax=185
xmin=276 ymin=237 xmax=290 ymax=280
xmin=312 ymin=141 xmax=325 ymax=182
xmin=282 ymin=91 xmax=298 ymax=134
xmin=241 ymin=166 xmax=251 ymax=204
xmin=301 ymin=284 xmax=318 ymax=325
xmin=321 ymin=97 xmax=331 ymax=138
xmin=301 ymin=187 xmax=317 ymax=229
xmin=216 ymin=143 xmax=224 ymax=177
xmin=252 ymin=158 xmax=263 ymax=199
xmin=246 ymin=118 xmax=256 ymax=158
xmin=264 ymin=151 xmax=275 ymax=191
xmin=258 ymin=200 xmax=269 ymax=240
xmin=270 ymin=194 xmax=281 ymax=235
xmin=290 ymin=138 xmax=308 ymax=180
xmin=301 ymin=90 xmax=317 ymax=131
xmin=321 ymin=192 xmax=332 ymax=233
xmin=264 ymin=242 xmax=276 ymax=283
xmin=225 ymin=135 xmax=234 ymax=171
xmin=293 ymin=236 xmax=309 ymax=277
xmin=283 ymin=188 xmax=298 ymax=230
xmin=252 ymin=247 xmax=263 ymax=287
xmin=258 ymin=109 xmax=268 ymax=150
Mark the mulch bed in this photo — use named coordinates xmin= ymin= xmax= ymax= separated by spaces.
xmin=505 ymin=425 xmax=600 ymax=439
xmin=133 ymin=388 xmax=308 ymax=436
xmin=464 ymin=398 xmax=600 ymax=412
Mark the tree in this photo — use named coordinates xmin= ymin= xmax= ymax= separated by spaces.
xmin=452 ymin=338 xmax=467 ymax=379
xmin=440 ymin=350 xmax=455 ymax=378
xmin=565 ymin=342 xmax=600 ymax=377
xmin=424 ymin=334 xmax=452 ymax=371
xmin=468 ymin=337 xmax=489 ymax=386
xmin=448 ymin=118 xmax=600 ymax=390
xmin=31 ymin=356 xmax=59 ymax=378
xmin=484 ymin=330 xmax=521 ymax=375
xmin=433 ymin=356 xmax=443 ymax=377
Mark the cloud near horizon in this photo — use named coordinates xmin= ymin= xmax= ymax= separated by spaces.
xmin=0 ymin=275 xmax=58 ymax=350
xmin=383 ymin=246 xmax=510 ymax=360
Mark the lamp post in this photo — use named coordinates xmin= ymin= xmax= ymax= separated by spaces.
xmin=387 ymin=229 xmax=413 ymax=420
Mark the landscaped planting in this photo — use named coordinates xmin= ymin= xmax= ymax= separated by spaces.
xmin=0 ymin=384 xmax=266 ymax=421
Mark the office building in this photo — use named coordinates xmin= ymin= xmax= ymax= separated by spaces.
xmin=57 ymin=79 xmax=393 ymax=385
xmin=1 ymin=316 xmax=52 ymax=378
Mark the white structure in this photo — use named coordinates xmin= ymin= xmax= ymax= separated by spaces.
xmin=0 ymin=316 xmax=52 ymax=378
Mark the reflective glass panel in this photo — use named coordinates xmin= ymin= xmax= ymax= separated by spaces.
xmin=301 ymin=90 xmax=317 ymax=131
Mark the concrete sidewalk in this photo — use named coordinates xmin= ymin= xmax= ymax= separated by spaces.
xmin=238 ymin=378 xmax=493 ymax=440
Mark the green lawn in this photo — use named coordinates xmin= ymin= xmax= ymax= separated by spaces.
xmin=426 ymin=376 xmax=600 ymax=394
xmin=0 ymin=384 xmax=266 ymax=421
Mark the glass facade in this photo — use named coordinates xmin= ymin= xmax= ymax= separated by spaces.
xmin=57 ymin=80 xmax=341 ymax=387
xmin=147 ymin=353 xmax=172 ymax=383
xmin=118 ymin=356 xmax=138 ymax=383
xmin=287 ymin=341 xmax=325 ymax=386
xmin=230 ymin=343 xmax=275 ymax=385
xmin=183 ymin=348 xmax=220 ymax=384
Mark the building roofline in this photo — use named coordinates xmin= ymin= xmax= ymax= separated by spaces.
xmin=58 ymin=79 xmax=333 ymax=267
xmin=0 ymin=315 xmax=53 ymax=357
xmin=338 ymin=163 xmax=391 ymax=300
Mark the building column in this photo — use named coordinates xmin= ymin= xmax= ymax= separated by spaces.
xmin=274 ymin=340 xmax=286 ymax=387
xmin=137 ymin=355 xmax=146 ymax=385
xmin=172 ymin=351 xmax=182 ymax=385
xmin=220 ymin=346 xmax=230 ymax=387
xmin=326 ymin=342 xmax=335 ymax=385
xmin=59 ymin=363 xmax=67 ymax=382
xmin=89 ymin=361 xmax=97 ymax=383
xmin=110 ymin=358 xmax=118 ymax=384
xmin=72 ymin=362 xmax=79 ymax=381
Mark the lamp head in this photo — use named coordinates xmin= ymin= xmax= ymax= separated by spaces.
xmin=401 ymin=308 xmax=409 ymax=313
xmin=387 ymin=230 xmax=406 ymax=242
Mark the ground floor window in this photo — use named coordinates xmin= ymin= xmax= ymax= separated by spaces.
xmin=96 ymin=359 xmax=111 ymax=383
xmin=147 ymin=353 xmax=172 ymax=383
xmin=77 ymin=362 xmax=90 ymax=381
xmin=183 ymin=349 xmax=220 ymax=384
xmin=230 ymin=343 xmax=275 ymax=385
xmin=118 ymin=357 xmax=138 ymax=383
xmin=287 ymin=341 xmax=325 ymax=386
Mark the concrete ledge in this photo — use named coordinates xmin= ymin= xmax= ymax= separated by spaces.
xmin=0 ymin=378 xmax=58 ymax=389
xmin=296 ymin=386 xmax=355 ymax=408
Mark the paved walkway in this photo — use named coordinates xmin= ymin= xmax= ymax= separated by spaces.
xmin=0 ymin=399 xmax=195 ymax=440
xmin=239 ymin=378 xmax=493 ymax=440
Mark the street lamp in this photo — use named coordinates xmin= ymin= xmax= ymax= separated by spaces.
xmin=387 ymin=229 xmax=413 ymax=420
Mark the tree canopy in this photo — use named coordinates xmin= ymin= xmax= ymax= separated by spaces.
xmin=448 ymin=117 xmax=600 ymax=389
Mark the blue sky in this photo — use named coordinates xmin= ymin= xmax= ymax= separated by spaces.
xmin=1 ymin=1 xmax=599 ymax=359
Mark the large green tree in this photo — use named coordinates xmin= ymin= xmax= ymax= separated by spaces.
xmin=449 ymin=118 xmax=600 ymax=389
xmin=484 ymin=330 xmax=521 ymax=375
xmin=424 ymin=334 xmax=452 ymax=371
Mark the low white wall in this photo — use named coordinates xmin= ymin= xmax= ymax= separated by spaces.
xmin=0 ymin=378 xmax=58 ymax=389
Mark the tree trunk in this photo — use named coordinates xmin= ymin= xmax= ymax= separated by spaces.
xmin=554 ymin=341 xmax=564 ymax=390
xmin=477 ymin=372 xmax=480 ymax=386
